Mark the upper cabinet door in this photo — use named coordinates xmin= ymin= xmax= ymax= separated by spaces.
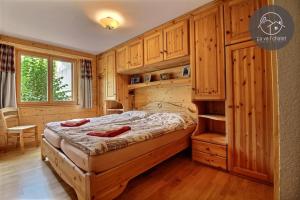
xmin=144 ymin=30 xmax=164 ymax=65
xmin=104 ymin=51 xmax=116 ymax=100
xmin=128 ymin=39 xmax=143 ymax=69
xmin=226 ymin=41 xmax=273 ymax=183
xmin=191 ymin=4 xmax=225 ymax=100
xmin=116 ymin=46 xmax=128 ymax=72
xmin=163 ymin=20 xmax=189 ymax=60
xmin=224 ymin=0 xmax=268 ymax=45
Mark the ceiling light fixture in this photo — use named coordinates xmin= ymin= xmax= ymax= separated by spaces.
xmin=99 ymin=17 xmax=120 ymax=30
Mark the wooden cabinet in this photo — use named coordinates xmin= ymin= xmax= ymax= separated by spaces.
xmin=224 ymin=0 xmax=268 ymax=45
xmin=144 ymin=30 xmax=163 ymax=65
xmin=101 ymin=51 xmax=129 ymax=110
xmin=116 ymin=46 xmax=128 ymax=72
xmin=102 ymin=51 xmax=116 ymax=100
xmin=191 ymin=4 xmax=225 ymax=100
xmin=226 ymin=41 xmax=273 ymax=183
xmin=128 ymin=39 xmax=143 ymax=69
xmin=163 ymin=20 xmax=189 ymax=60
xmin=192 ymin=137 xmax=227 ymax=170
xmin=192 ymin=101 xmax=228 ymax=170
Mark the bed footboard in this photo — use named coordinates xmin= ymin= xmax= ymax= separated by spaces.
xmin=41 ymin=126 xmax=193 ymax=200
xmin=41 ymin=138 xmax=92 ymax=200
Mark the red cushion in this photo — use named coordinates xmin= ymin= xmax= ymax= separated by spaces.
xmin=61 ymin=119 xmax=90 ymax=127
xmin=87 ymin=126 xmax=131 ymax=137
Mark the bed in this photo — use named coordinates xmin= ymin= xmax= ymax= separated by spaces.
xmin=41 ymin=102 xmax=197 ymax=200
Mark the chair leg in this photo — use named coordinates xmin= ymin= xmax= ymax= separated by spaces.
xmin=19 ymin=132 xmax=24 ymax=153
xmin=35 ymin=127 xmax=39 ymax=147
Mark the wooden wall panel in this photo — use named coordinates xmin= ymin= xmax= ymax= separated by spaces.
xmin=134 ymin=85 xmax=195 ymax=111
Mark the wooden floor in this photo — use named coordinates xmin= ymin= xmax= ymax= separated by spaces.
xmin=0 ymin=147 xmax=273 ymax=200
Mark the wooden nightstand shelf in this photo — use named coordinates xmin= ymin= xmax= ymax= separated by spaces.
xmin=192 ymin=101 xmax=228 ymax=170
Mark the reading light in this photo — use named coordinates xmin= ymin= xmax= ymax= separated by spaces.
xmin=99 ymin=17 xmax=120 ymax=30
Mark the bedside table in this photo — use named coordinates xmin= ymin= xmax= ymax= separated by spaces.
xmin=191 ymin=133 xmax=228 ymax=170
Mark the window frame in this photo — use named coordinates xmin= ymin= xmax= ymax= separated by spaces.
xmin=16 ymin=50 xmax=78 ymax=106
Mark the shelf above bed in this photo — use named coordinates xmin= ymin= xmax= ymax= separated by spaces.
xmin=118 ymin=55 xmax=190 ymax=75
xmin=106 ymin=109 xmax=124 ymax=111
xmin=128 ymin=78 xmax=191 ymax=90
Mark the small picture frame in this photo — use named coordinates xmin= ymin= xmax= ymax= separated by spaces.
xmin=130 ymin=76 xmax=140 ymax=84
xmin=160 ymin=73 xmax=171 ymax=80
xmin=182 ymin=65 xmax=190 ymax=78
xmin=144 ymin=74 xmax=152 ymax=83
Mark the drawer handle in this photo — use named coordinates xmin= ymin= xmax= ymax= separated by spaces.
xmin=206 ymin=147 xmax=210 ymax=151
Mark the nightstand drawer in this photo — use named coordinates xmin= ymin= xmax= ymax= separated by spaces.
xmin=192 ymin=151 xmax=227 ymax=170
xmin=192 ymin=140 xmax=227 ymax=157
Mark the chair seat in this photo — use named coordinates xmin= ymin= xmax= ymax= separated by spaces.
xmin=7 ymin=125 xmax=37 ymax=133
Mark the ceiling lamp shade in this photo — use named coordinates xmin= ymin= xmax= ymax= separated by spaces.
xmin=99 ymin=17 xmax=120 ymax=30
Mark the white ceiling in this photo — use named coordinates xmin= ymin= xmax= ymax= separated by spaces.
xmin=0 ymin=0 xmax=212 ymax=54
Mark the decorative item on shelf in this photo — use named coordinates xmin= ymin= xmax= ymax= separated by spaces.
xmin=130 ymin=75 xmax=141 ymax=84
xmin=144 ymin=74 xmax=152 ymax=83
xmin=160 ymin=73 xmax=171 ymax=80
xmin=182 ymin=65 xmax=190 ymax=78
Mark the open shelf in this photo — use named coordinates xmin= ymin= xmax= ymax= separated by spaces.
xmin=192 ymin=133 xmax=227 ymax=145
xmin=128 ymin=78 xmax=191 ymax=90
xmin=106 ymin=109 xmax=124 ymax=111
xmin=198 ymin=114 xmax=225 ymax=121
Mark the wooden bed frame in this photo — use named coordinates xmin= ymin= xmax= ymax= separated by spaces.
xmin=41 ymin=102 xmax=197 ymax=200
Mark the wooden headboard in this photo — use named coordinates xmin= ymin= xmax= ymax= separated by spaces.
xmin=140 ymin=101 xmax=197 ymax=119
xmin=134 ymin=84 xmax=194 ymax=108
xmin=131 ymin=65 xmax=196 ymax=117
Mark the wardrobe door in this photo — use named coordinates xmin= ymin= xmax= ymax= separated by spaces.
xmin=128 ymin=39 xmax=143 ymax=69
xmin=163 ymin=19 xmax=189 ymax=60
xmin=191 ymin=4 xmax=225 ymax=100
xmin=104 ymin=51 xmax=116 ymax=100
xmin=116 ymin=46 xmax=128 ymax=72
xmin=226 ymin=41 xmax=273 ymax=183
xmin=144 ymin=30 xmax=163 ymax=65
xmin=224 ymin=0 xmax=268 ymax=45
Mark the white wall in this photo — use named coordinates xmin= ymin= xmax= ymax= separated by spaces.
xmin=275 ymin=0 xmax=300 ymax=199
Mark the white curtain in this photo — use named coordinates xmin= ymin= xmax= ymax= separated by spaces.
xmin=0 ymin=44 xmax=16 ymax=109
xmin=80 ymin=59 xmax=93 ymax=108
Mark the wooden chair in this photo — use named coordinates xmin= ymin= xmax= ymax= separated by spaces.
xmin=0 ymin=107 xmax=38 ymax=153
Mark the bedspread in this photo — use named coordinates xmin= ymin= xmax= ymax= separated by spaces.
xmin=46 ymin=111 xmax=195 ymax=155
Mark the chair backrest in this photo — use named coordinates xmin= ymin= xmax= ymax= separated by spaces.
xmin=0 ymin=107 xmax=20 ymax=130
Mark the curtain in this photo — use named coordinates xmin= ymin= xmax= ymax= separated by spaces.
xmin=0 ymin=44 xmax=16 ymax=109
xmin=80 ymin=59 xmax=93 ymax=108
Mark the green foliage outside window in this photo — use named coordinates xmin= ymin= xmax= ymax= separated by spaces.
xmin=21 ymin=55 xmax=72 ymax=102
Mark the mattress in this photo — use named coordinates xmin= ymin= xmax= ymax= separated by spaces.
xmin=45 ymin=111 xmax=196 ymax=156
xmin=60 ymin=125 xmax=195 ymax=173
xmin=44 ymin=128 xmax=61 ymax=148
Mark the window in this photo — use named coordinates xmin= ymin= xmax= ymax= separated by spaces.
xmin=52 ymin=60 xmax=73 ymax=101
xmin=18 ymin=51 xmax=77 ymax=105
xmin=20 ymin=54 xmax=48 ymax=102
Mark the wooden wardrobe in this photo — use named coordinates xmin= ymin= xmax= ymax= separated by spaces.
xmin=191 ymin=0 xmax=273 ymax=183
